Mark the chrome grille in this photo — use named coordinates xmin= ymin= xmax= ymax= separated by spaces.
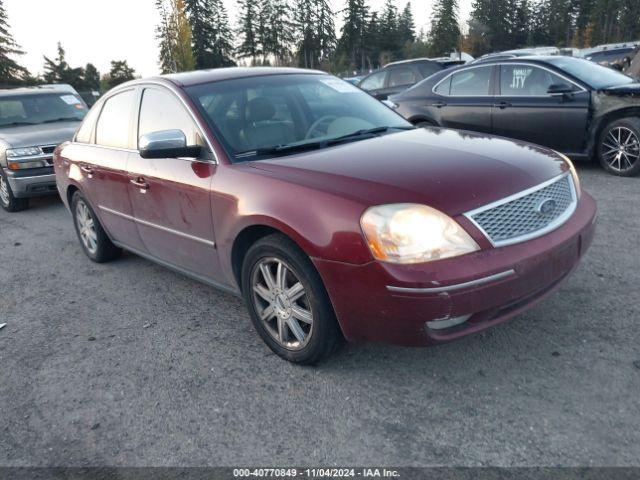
xmin=466 ymin=174 xmax=577 ymax=247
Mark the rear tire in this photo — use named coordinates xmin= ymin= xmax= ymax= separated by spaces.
xmin=0 ymin=169 xmax=29 ymax=212
xmin=241 ymin=233 xmax=342 ymax=364
xmin=71 ymin=191 xmax=121 ymax=263
xmin=597 ymin=117 xmax=640 ymax=176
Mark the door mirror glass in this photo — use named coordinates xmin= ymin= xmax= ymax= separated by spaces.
xmin=139 ymin=129 xmax=201 ymax=159
xmin=547 ymin=83 xmax=574 ymax=95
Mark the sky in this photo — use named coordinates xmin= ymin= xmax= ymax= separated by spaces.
xmin=5 ymin=0 xmax=473 ymax=78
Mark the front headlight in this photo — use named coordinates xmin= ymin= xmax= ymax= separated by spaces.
xmin=360 ymin=203 xmax=480 ymax=264
xmin=6 ymin=147 xmax=42 ymax=158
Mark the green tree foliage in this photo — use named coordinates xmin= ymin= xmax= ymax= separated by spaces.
xmin=337 ymin=0 xmax=370 ymax=71
xmin=236 ymin=0 xmax=259 ymax=62
xmin=0 ymin=0 xmax=28 ymax=85
xmin=42 ymin=43 xmax=86 ymax=89
xmin=83 ymin=63 xmax=100 ymax=91
xmin=185 ymin=0 xmax=235 ymax=69
xmin=429 ymin=0 xmax=460 ymax=56
xmin=294 ymin=0 xmax=336 ymax=69
xmin=106 ymin=60 xmax=136 ymax=89
xmin=155 ymin=0 xmax=196 ymax=73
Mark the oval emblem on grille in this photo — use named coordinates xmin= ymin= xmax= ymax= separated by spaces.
xmin=536 ymin=198 xmax=557 ymax=216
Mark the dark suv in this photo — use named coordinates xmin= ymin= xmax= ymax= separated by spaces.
xmin=357 ymin=58 xmax=464 ymax=100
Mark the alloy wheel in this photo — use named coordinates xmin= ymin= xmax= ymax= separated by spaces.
xmin=251 ymin=257 xmax=314 ymax=350
xmin=601 ymin=126 xmax=640 ymax=173
xmin=0 ymin=175 xmax=10 ymax=207
xmin=75 ymin=200 xmax=98 ymax=255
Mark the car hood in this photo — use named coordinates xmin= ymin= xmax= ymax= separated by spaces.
xmin=601 ymin=83 xmax=640 ymax=97
xmin=248 ymin=128 xmax=569 ymax=216
xmin=0 ymin=121 xmax=80 ymax=149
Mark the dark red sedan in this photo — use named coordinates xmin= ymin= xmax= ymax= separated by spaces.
xmin=54 ymin=68 xmax=597 ymax=364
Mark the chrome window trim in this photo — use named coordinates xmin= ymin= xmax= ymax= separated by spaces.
xmin=98 ymin=205 xmax=216 ymax=248
xmin=387 ymin=269 xmax=516 ymax=294
xmin=463 ymin=171 xmax=578 ymax=248
xmin=495 ymin=62 xmax=588 ymax=97
xmin=431 ymin=64 xmax=496 ymax=98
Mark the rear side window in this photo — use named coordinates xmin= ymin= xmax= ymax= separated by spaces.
xmin=417 ymin=63 xmax=442 ymax=79
xmin=450 ymin=67 xmax=492 ymax=96
xmin=75 ymin=104 xmax=102 ymax=143
xmin=388 ymin=67 xmax=417 ymax=87
xmin=434 ymin=76 xmax=452 ymax=95
xmin=138 ymin=88 xmax=201 ymax=147
xmin=359 ymin=71 xmax=386 ymax=91
xmin=95 ymin=90 xmax=135 ymax=149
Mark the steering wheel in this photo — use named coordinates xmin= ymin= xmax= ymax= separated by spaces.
xmin=306 ymin=115 xmax=338 ymax=139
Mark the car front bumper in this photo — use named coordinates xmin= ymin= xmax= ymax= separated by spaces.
xmin=314 ymin=191 xmax=597 ymax=346
xmin=4 ymin=167 xmax=58 ymax=198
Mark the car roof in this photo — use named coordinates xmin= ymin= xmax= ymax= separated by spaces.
xmin=129 ymin=67 xmax=327 ymax=88
xmin=383 ymin=58 xmax=440 ymax=68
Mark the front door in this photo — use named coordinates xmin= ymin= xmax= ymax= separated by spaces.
xmin=126 ymin=86 xmax=221 ymax=280
xmin=491 ymin=64 xmax=590 ymax=154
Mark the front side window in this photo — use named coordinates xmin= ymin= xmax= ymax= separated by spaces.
xmin=75 ymin=103 xmax=102 ymax=143
xmin=186 ymin=74 xmax=412 ymax=161
xmin=95 ymin=90 xmax=136 ymax=149
xmin=500 ymin=65 xmax=574 ymax=96
xmin=138 ymin=88 xmax=201 ymax=147
xmin=546 ymin=56 xmax=633 ymax=89
xmin=449 ymin=67 xmax=492 ymax=96
xmin=0 ymin=93 xmax=87 ymax=128
xmin=359 ymin=71 xmax=386 ymax=91
xmin=388 ymin=67 xmax=417 ymax=87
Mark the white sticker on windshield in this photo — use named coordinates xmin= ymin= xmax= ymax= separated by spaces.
xmin=320 ymin=78 xmax=360 ymax=93
xmin=60 ymin=95 xmax=81 ymax=105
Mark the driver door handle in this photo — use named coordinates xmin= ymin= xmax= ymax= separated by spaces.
xmin=433 ymin=101 xmax=447 ymax=108
xmin=493 ymin=101 xmax=511 ymax=109
xmin=130 ymin=177 xmax=149 ymax=191
xmin=80 ymin=164 xmax=94 ymax=175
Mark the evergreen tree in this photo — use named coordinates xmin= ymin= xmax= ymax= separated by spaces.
xmin=83 ymin=63 xmax=101 ymax=91
xmin=186 ymin=0 xmax=234 ymax=68
xmin=42 ymin=43 xmax=85 ymax=89
xmin=0 ymin=0 xmax=28 ymax=84
xmin=398 ymin=2 xmax=416 ymax=45
xmin=237 ymin=0 xmax=259 ymax=63
xmin=294 ymin=0 xmax=336 ymax=69
xmin=468 ymin=0 xmax=512 ymax=54
xmin=338 ymin=0 xmax=369 ymax=71
xmin=107 ymin=60 xmax=136 ymax=88
xmin=209 ymin=0 xmax=235 ymax=67
xmin=378 ymin=0 xmax=400 ymax=59
xmin=364 ymin=11 xmax=382 ymax=69
xmin=429 ymin=0 xmax=460 ymax=56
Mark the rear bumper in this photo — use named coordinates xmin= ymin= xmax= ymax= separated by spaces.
xmin=4 ymin=167 xmax=58 ymax=198
xmin=314 ymin=192 xmax=597 ymax=346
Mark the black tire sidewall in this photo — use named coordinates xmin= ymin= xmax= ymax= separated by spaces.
xmin=71 ymin=191 xmax=120 ymax=263
xmin=241 ymin=234 xmax=340 ymax=364
xmin=0 ymin=169 xmax=29 ymax=212
xmin=598 ymin=118 xmax=640 ymax=177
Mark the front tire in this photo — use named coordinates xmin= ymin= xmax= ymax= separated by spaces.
xmin=241 ymin=234 xmax=342 ymax=364
xmin=71 ymin=191 xmax=121 ymax=263
xmin=0 ymin=169 xmax=29 ymax=212
xmin=598 ymin=117 xmax=640 ymax=176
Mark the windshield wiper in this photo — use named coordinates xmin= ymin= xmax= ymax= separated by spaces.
xmin=0 ymin=121 xmax=38 ymax=127
xmin=235 ymin=125 xmax=415 ymax=159
xmin=40 ymin=117 xmax=81 ymax=124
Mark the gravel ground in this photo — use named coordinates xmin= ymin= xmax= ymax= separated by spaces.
xmin=0 ymin=163 xmax=638 ymax=467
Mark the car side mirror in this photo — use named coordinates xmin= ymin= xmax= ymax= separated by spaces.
xmin=139 ymin=129 xmax=202 ymax=159
xmin=547 ymin=83 xmax=574 ymax=96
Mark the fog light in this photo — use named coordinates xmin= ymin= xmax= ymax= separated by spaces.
xmin=426 ymin=314 xmax=472 ymax=331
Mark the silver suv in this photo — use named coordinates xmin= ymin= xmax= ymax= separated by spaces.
xmin=0 ymin=85 xmax=88 ymax=212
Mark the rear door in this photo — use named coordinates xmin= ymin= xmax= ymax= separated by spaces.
xmin=74 ymin=88 xmax=145 ymax=250
xmin=126 ymin=85 xmax=221 ymax=279
xmin=429 ymin=65 xmax=495 ymax=134
xmin=491 ymin=63 xmax=590 ymax=153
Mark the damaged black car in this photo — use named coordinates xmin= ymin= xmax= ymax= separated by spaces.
xmin=390 ymin=56 xmax=640 ymax=176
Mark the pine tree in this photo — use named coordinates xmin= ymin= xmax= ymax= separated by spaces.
xmin=0 ymin=0 xmax=28 ymax=85
xmin=338 ymin=0 xmax=369 ymax=71
xmin=107 ymin=60 xmax=136 ymax=88
xmin=209 ymin=0 xmax=235 ymax=67
xmin=468 ymin=0 xmax=512 ymax=54
xmin=398 ymin=2 xmax=416 ymax=45
xmin=260 ymin=0 xmax=296 ymax=66
xmin=83 ymin=63 xmax=100 ymax=91
xmin=237 ymin=0 xmax=259 ymax=63
xmin=186 ymin=0 xmax=234 ymax=68
xmin=378 ymin=0 xmax=401 ymax=61
xmin=429 ymin=0 xmax=460 ymax=56
xmin=294 ymin=0 xmax=335 ymax=69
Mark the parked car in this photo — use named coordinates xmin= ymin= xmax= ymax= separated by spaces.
xmin=357 ymin=58 xmax=464 ymax=100
xmin=390 ymin=56 xmax=640 ymax=176
xmin=472 ymin=47 xmax=560 ymax=64
xmin=55 ymin=68 xmax=596 ymax=364
xmin=0 ymin=86 xmax=88 ymax=211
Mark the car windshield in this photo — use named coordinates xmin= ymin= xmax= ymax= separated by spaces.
xmin=186 ymin=74 xmax=413 ymax=161
xmin=546 ymin=57 xmax=634 ymax=89
xmin=0 ymin=92 xmax=87 ymax=128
